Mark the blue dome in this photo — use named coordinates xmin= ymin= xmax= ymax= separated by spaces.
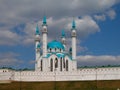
xmin=47 ymin=40 xmax=65 ymax=50
xmin=37 ymin=43 xmax=41 ymax=48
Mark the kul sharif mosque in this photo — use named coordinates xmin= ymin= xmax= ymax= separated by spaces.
xmin=35 ymin=16 xmax=77 ymax=72
xmin=0 ymin=16 xmax=120 ymax=82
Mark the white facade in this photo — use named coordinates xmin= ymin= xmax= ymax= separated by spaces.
xmin=0 ymin=17 xmax=120 ymax=82
xmin=35 ymin=16 xmax=77 ymax=72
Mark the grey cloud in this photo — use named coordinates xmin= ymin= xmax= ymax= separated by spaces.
xmin=77 ymin=55 xmax=120 ymax=67
xmin=94 ymin=9 xmax=116 ymax=21
xmin=106 ymin=9 xmax=116 ymax=20
xmin=0 ymin=0 xmax=119 ymax=23
xmin=66 ymin=16 xmax=100 ymax=38
xmin=0 ymin=52 xmax=19 ymax=59
xmin=0 ymin=52 xmax=23 ymax=67
xmin=94 ymin=14 xmax=106 ymax=21
xmin=0 ymin=30 xmax=22 ymax=45
xmin=0 ymin=0 xmax=119 ymax=45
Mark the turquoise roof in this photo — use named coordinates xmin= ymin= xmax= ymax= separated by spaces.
xmin=46 ymin=53 xmax=72 ymax=60
xmin=56 ymin=53 xmax=65 ymax=58
xmin=47 ymin=40 xmax=65 ymax=50
xmin=35 ymin=24 xmax=40 ymax=35
xmin=72 ymin=20 xmax=76 ymax=29
xmin=47 ymin=53 xmax=51 ymax=58
xmin=43 ymin=16 xmax=47 ymax=25
xmin=61 ymin=29 xmax=66 ymax=38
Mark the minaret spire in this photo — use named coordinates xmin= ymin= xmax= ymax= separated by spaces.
xmin=42 ymin=15 xmax=48 ymax=57
xmin=72 ymin=19 xmax=76 ymax=30
xmin=61 ymin=29 xmax=66 ymax=38
xmin=35 ymin=24 xmax=40 ymax=35
xmin=35 ymin=24 xmax=41 ymax=71
xmin=43 ymin=16 xmax=47 ymax=25
xmin=71 ymin=19 xmax=77 ymax=71
xmin=71 ymin=19 xmax=77 ymax=60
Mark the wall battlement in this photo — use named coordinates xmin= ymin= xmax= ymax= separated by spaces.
xmin=0 ymin=67 xmax=120 ymax=82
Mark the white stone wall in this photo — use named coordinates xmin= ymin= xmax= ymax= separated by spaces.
xmin=1 ymin=67 xmax=120 ymax=82
xmin=0 ymin=69 xmax=14 ymax=81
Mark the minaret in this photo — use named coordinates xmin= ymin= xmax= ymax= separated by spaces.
xmin=61 ymin=29 xmax=66 ymax=49
xmin=35 ymin=24 xmax=41 ymax=70
xmin=71 ymin=20 xmax=77 ymax=60
xmin=42 ymin=16 xmax=47 ymax=57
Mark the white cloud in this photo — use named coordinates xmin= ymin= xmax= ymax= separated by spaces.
xmin=66 ymin=16 xmax=100 ymax=38
xmin=0 ymin=52 xmax=23 ymax=67
xmin=0 ymin=58 xmax=22 ymax=66
xmin=94 ymin=14 xmax=106 ymax=21
xmin=94 ymin=9 xmax=116 ymax=21
xmin=77 ymin=55 xmax=120 ymax=66
xmin=0 ymin=0 xmax=119 ymax=46
xmin=0 ymin=30 xmax=21 ymax=45
xmin=106 ymin=9 xmax=116 ymax=20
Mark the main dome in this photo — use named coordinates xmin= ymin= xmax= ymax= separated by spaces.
xmin=47 ymin=40 xmax=65 ymax=50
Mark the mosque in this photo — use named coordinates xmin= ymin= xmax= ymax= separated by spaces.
xmin=0 ymin=16 xmax=120 ymax=82
xmin=35 ymin=16 xmax=77 ymax=72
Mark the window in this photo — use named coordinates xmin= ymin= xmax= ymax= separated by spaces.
xmin=72 ymin=32 xmax=76 ymax=36
xmin=50 ymin=48 xmax=52 ymax=52
xmin=44 ymin=28 xmax=47 ymax=32
xmin=66 ymin=60 xmax=68 ymax=71
xmin=50 ymin=59 xmax=53 ymax=71
xmin=41 ymin=60 xmax=43 ymax=71
xmin=60 ymin=49 xmax=61 ymax=52
xmin=63 ymin=58 xmax=65 ymax=68
xmin=60 ymin=57 xmax=62 ymax=71
xmin=55 ymin=58 xmax=58 ymax=68
xmin=55 ymin=48 xmax=57 ymax=52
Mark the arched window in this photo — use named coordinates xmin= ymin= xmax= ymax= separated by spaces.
xmin=50 ymin=58 xmax=53 ymax=71
xmin=41 ymin=60 xmax=43 ymax=71
xmin=50 ymin=48 xmax=52 ymax=52
xmin=66 ymin=60 xmax=68 ymax=71
xmin=60 ymin=49 xmax=61 ymax=52
xmin=60 ymin=57 xmax=62 ymax=71
xmin=55 ymin=58 xmax=58 ymax=68
xmin=63 ymin=58 xmax=65 ymax=68
xmin=55 ymin=48 xmax=57 ymax=52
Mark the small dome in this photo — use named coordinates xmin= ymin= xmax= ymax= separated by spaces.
xmin=47 ymin=40 xmax=65 ymax=50
xmin=37 ymin=43 xmax=41 ymax=48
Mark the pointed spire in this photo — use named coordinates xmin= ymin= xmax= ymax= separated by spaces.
xmin=43 ymin=16 xmax=47 ymax=25
xmin=35 ymin=24 xmax=40 ymax=35
xmin=61 ymin=29 xmax=66 ymax=38
xmin=72 ymin=19 xmax=76 ymax=29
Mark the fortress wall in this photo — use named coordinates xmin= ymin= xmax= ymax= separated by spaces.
xmin=0 ymin=72 xmax=14 ymax=80
xmin=0 ymin=67 xmax=120 ymax=82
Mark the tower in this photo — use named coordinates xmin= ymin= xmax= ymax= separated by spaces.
xmin=71 ymin=19 xmax=77 ymax=71
xmin=42 ymin=16 xmax=48 ymax=57
xmin=41 ymin=16 xmax=48 ymax=72
xmin=71 ymin=20 xmax=76 ymax=60
xmin=35 ymin=24 xmax=41 ymax=70
xmin=61 ymin=29 xmax=66 ymax=49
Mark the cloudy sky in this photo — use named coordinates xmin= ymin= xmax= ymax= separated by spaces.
xmin=0 ymin=0 xmax=120 ymax=69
